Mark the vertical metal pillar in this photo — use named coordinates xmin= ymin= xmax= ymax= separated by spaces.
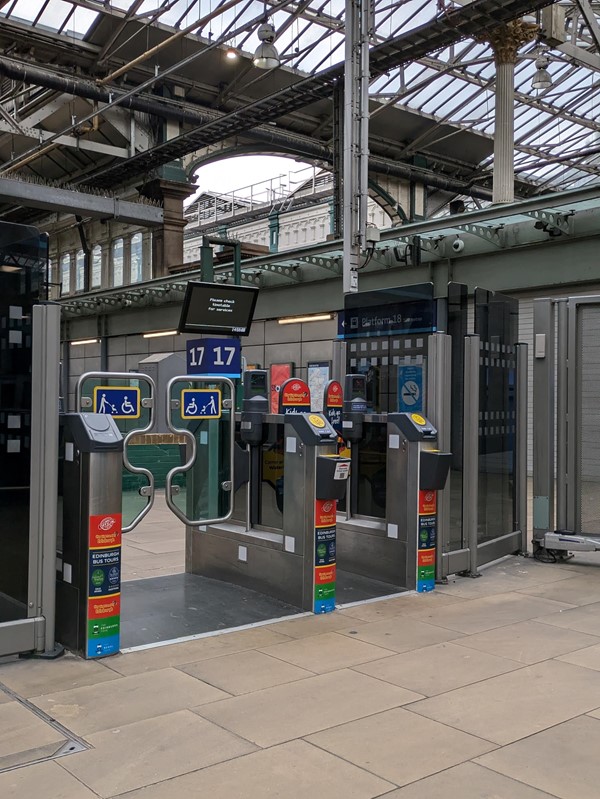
xmin=515 ymin=343 xmax=528 ymax=552
xmin=201 ymin=237 xmax=214 ymax=281
xmin=566 ymin=297 xmax=579 ymax=533
xmin=29 ymin=304 xmax=61 ymax=654
xmin=343 ymin=0 xmax=369 ymax=293
xmin=463 ymin=335 xmax=480 ymax=576
xmin=532 ymin=299 xmax=555 ymax=544
xmin=556 ymin=300 xmax=568 ymax=530
xmin=426 ymin=333 xmax=452 ymax=580
xmin=332 ymin=84 xmax=343 ymax=239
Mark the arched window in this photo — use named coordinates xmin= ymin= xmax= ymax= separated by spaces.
xmin=60 ymin=253 xmax=71 ymax=295
xmin=75 ymin=249 xmax=85 ymax=292
xmin=91 ymin=245 xmax=102 ymax=288
xmin=112 ymin=238 xmax=124 ymax=287
xmin=130 ymin=233 xmax=143 ymax=283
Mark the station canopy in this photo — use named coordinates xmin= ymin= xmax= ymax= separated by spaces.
xmin=0 ymin=1 xmax=599 ymax=202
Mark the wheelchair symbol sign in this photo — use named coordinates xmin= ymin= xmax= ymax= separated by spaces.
xmin=93 ymin=387 xmax=141 ymax=419
xmin=181 ymin=389 xmax=222 ymax=419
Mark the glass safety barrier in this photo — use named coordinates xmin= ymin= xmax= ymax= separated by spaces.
xmin=166 ymin=375 xmax=235 ymax=526
xmin=76 ymin=371 xmax=156 ymax=531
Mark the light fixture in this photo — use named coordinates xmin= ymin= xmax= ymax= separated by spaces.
xmin=225 ymin=46 xmax=239 ymax=60
xmin=142 ymin=330 xmax=179 ymax=339
xmin=278 ymin=313 xmax=334 ymax=325
xmin=532 ymin=55 xmax=552 ymax=90
xmin=70 ymin=338 xmax=98 ymax=346
xmin=253 ymin=22 xmax=280 ymax=69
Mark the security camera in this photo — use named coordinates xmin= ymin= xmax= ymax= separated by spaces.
xmin=452 ymin=238 xmax=465 ymax=253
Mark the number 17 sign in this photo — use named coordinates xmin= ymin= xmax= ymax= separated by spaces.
xmin=186 ymin=338 xmax=242 ymax=378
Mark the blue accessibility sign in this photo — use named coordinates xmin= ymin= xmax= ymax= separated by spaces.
xmin=93 ymin=386 xmax=141 ymax=419
xmin=181 ymin=389 xmax=222 ymax=419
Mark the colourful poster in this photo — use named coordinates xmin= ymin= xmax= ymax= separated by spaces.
xmin=88 ymin=594 xmax=120 ymax=620
xmin=418 ymin=490 xmax=437 ymax=516
xmin=315 ymin=499 xmax=337 ymax=528
xmin=315 ymin=528 xmax=336 ymax=566
xmin=269 ymin=363 xmax=293 ymax=413
xmin=419 ymin=516 xmax=437 ymax=549
xmin=279 ymin=378 xmax=311 ymax=414
xmin=89 ymin=513 xmax=122 ymax=549
xmin=88 ymin=549 xmax=121 ymax=596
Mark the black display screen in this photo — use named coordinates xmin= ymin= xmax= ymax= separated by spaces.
xmin=178 ymin=281 xmax=259 ymax=336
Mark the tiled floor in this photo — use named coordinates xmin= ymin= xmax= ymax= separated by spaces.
xmin=2 ymin=553 xmax=600 ymax=797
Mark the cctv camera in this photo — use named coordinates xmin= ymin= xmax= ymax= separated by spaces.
xmin=452 ymin=238 xmax=465 ymax=253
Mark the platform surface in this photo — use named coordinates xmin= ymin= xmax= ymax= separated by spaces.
xmin=3 ymin=553 xmax=600 ymax=797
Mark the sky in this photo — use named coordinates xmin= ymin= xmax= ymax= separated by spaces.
xmin=191 ymin=155 xmax=312 ymax=200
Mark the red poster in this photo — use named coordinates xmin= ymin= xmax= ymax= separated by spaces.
xmin=279 ymin=378 xmax=310 ymax=412
xmin=315 ymin=499 xmax=337 ymax=527
xmin=325 ymin=380 xmax=343 ymax=408
xmin=418 ymin=490 xmax=437 ymax=516
xmin=270 ymin=363 xmax=293 ymax=414
xmin=88 ymin=594 xmax=120 ymax=620
xmin=417 ymin=549 xmax=436 ymax=567
xmin=315 ymin=565 xmax=336 ymax=584
xmin=89 ymin=514 xmax=122 ymax=548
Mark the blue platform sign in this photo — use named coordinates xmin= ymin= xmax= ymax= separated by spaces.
xmin=186 ymin=338 xmax=241 ymax=378
xmin=93 ymin=386 xmax=140 ymax=419
xmin=181 ymin=389 xmax=222 ymax=419
xmin=398 ymin=365 xmax=423 ymax=412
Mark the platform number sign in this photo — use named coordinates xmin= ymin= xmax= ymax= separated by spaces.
xmin=186 ymin=338 xmax=241 ymax=378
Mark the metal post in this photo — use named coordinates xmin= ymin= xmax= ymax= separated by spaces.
xmin=426 ymin=333 xmax=452 ymax=580
xmin=556 ymin=300 xmax=568 ymax=530
xmin=515 ymin=343 xmax=528 ymax=552
xmin=233 ymin=242 xmax=241 ymax=285
xmin=30 ymin=304 xmax=61 ymax=654
xmin=532 ymin=299 xmax=555 ymax=543
xmin=342 ymin=0 xmax=369 ymax=294
xmin=201 ymin=237 xmax=214 ymax=281
xmin=463 ymin=335 xmax=480 ymax=577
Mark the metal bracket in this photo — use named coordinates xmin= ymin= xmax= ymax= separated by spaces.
xmin=139 ymin=486 xmax=153 ymax=497
xmin=81 ymin=396 xmax=92 ymax=408
xmin=223 ymin=399 xmax=233 ymax=410
xmin=171 ymin=399 xmax=181 ymax=409
xmin=458 ymin=223 xmax=506 ymax=247
xmin=524 ymin=209 xmax=574 ymax=236
xmin=171 ymin=485 xmax=181 ymax=495
xmin=141 ymin=397 xmax=153 ymax=408
xmin=221 ymin=480 xmax=232 ymax=491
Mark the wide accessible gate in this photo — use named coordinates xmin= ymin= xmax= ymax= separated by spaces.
xmin=534 ymin=295 xmax=600 ymax=555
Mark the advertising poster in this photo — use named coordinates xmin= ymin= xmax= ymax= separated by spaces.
xmin=307 ymin=361 xmax=331 ymax=412
xmin=270 ymin=363 xmax=293 ymax=413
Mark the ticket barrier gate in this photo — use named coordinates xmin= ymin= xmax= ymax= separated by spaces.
xmin=337 ymin=375 xmax=451 ymax=591
xmin=58 ymin=371 xmax=236 ymax=657
xmin=197 ymin=372 xmax=351 ymax=612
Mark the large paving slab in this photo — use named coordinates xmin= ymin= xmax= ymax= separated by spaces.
xmin=306 ymin=707 xmax=496 ymax=785
xmin=105 ymin=626 xmax=293 ymax=676
xmin=180 ymin=650 xmax=314 ymax=695
xmin=267 ymin=612 xmax=367 ymax=639
xmin=259 ymin=631 xmax=395 ymax=673
xmin=195 ymin=669 xmax=423 ymax=748
xmin=61 ymin=709 xmax=256 ymax=797
xmin=558 ymin=641 xmax=600 ymax=671
xmin=0 ymin=761 xmax=98 ymax=799
xmin=116 ymin=740 xmax=395 ymax=799
xmin=407 ymin=658 xmax=600 ymax=745
xmin=409 ymin=592 xmax=574 ymax=635
xmin=435 ymin=558 xmax=574 ymax=599
xmin=0 ymin=701 xmax=67 ymax=770
xmin=536 ymin=601 xmax=600 ymax=636
xmin=519 ymin=574 xmax=600 ymax=607
xmin=455 ymin=619 xmax=599 ymax=664
xmin=337 ymin=615 xmax=464 ymax=653
xmin=31 ymin=667 xmax=229 ymax=735
xmin=476 ymin=715 xmax=600 ymax=799
xmin=337 ymin=592 xmax=466 ymax=622
xmin=0 ymin=652 xmax=118 ymax=698
xmin=353 ymin=641 xmax=521 ymax=696
xmin=379 ymin=762 xmax=559 ymax=799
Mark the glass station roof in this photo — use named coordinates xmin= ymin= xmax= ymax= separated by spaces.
xmin=1 ymin=1 xmax=599 ymax=191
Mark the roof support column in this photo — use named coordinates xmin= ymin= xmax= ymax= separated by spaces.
xmin=487 ymin=20 xmax=537 ymax=204
xmin=343 ymin=0 xmax=370 ymax=293
xmin=139 ymin=178 xmax=193 ymax=277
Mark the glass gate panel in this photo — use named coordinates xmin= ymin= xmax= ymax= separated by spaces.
xmin=474 ymin=288 xmax=518 ymax=549
xmin=166 ymin=377 xmax=234 ymax=525
xmin=576 ymin=305 xmax=600 ymax=533
xmin=447 ymin=282 xmax=467 ymax=552
xmin=77 ymin=373 xmax=155 ymax=530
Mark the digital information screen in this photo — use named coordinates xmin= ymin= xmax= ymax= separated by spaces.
xmin=178 ymin=281 xmax=259 ymax=336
